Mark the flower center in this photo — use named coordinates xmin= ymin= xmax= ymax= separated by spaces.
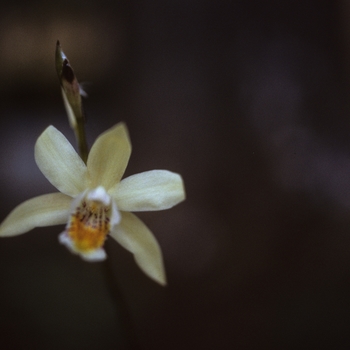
xmin=59 ymin=186 xmax=120 ymax=260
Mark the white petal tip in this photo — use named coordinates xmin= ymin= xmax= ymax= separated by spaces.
xmin=58 ymin=231 xmax=71 ymax=246
xmin=86 ymin=186 xmax=111 ymax=205
xmin=80 ymin=249 xmax=107 ymax=262
xmin=110 ymin=200 xmax=121 ymax=226
xmin=58 ymin=232 xmax=107 ymax=262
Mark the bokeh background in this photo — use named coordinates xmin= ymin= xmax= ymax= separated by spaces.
xmin=1 ymin=1 xmax=350 ymax=349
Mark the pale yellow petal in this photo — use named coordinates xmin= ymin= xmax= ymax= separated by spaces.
xmin=35 ymin=126 xmax=87 ymax=196
xmin=0 ymin=193 xmax=72 ymax=237
xmin=110 ymin=212 xmax=166 ymax=285
xmin=87 ymin=122 xmax=131 ymax=190
xmin=110 ymin=170 xmax=185 ymax=211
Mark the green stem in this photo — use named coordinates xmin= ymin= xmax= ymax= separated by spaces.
xmin=75 ymin=113 xmax=88 ymax=163
xmin=103 ymin=244 xmax=139 ymax=349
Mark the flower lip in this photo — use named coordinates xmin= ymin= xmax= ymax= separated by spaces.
xmin=58 ymin=232 xmax=107 ymax=261
xmin=62 ymin=186 xmax=120 ymax=260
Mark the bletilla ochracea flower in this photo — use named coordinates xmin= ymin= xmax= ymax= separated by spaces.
xmin=0 ymin=123 xmax=185 ymax=285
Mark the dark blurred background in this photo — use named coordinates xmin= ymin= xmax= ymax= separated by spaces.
xmin=1 ymin=0 xmax=350 ymax=349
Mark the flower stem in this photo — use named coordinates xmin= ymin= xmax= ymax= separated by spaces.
xmin=103 ymin=244 xmax=139 ymax=349
xmin=74 ymin=114 xmax=89 ymax=163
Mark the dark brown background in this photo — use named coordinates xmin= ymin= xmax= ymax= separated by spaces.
xmin=1 ymin=1 xmax=350 ymax=349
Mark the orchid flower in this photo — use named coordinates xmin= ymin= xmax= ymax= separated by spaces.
xmin=0 ymin=123 xmax=185 ymax=285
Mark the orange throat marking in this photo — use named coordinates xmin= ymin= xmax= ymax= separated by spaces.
xmin=67 ymin=201 xmax=111 ymax=253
